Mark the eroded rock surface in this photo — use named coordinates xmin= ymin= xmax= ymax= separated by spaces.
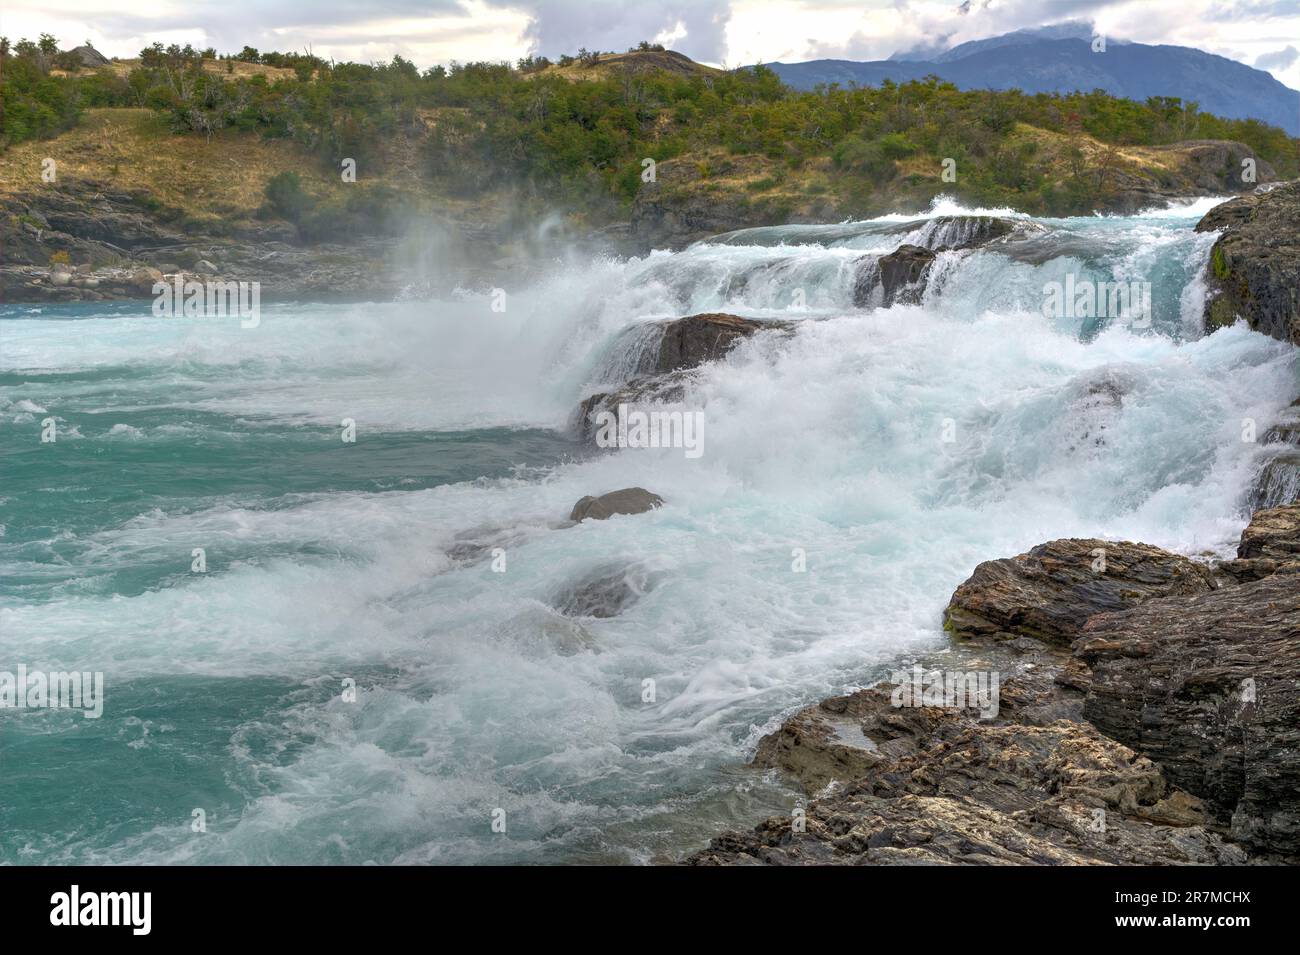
xmin=693 ymin=664 xmax=1243 ymax=865
xmin=1196 ymin=180 xmax=1300 ymax=346
xmin=691 ymin=503 xmax=1297 ymax=865
xmin=551 ymin=562 xmax=655 ymax=618
xmin=1077 ymin=566 xmax=1300 ymax=855
xmin=943 ymin=538 xmax=1217 ymax=645
xmin=1236 ymin=499 xmax=1300 ymax=560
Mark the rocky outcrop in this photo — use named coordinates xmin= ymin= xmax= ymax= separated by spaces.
xmin=943 ymin=538 xmax=1217 ymax=645
xmin=1235 ymin=499 xmax=1300 ymax=561
xmin=853 ymin=244 xmax=935 ymax=308
xmin=0 ymin=178 xmax=501 ymax=303
xmin=652 ymin=313 xmax=774 ymax=374
xmin=1195 ymin=180 xmax=1300 ymax=346
xmin=1077 ymin=565 xmax=1300 ymax=855
xmin=1249 ymin=400 xmax=1300 ymax=510
xmin=575 ymin=313 xmax=789 ymax=440
xmin=691 ymin=504 xmax=1299 ymax=864
xmin=693 ymin=723 xmax=1245 ymax=865
xmin=692 ymin=649 xmax=1246 ymax=865
xmin=64 ymin=43 xmax=111 ymax=68
xmin=568 ymin=487 xmax=664 ymax=522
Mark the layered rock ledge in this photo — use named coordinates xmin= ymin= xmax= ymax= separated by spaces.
xmin=687 ymin=501 xmax=1300 ymax=865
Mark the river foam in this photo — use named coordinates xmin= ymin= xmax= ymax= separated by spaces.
xmin=1 ymin=200 xmax=1296 ymax=864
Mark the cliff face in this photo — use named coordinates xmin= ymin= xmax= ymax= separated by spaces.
xmin=1196 ymin=181 xmax=1300 ymax=347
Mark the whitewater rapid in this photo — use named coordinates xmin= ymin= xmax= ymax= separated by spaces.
xmin=1 ymin=198 xmax=1296 ymax=864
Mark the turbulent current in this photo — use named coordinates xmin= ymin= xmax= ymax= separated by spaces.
xmin=1 ymin=197 xmax=1297 ymax=864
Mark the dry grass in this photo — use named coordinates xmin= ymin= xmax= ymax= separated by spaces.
xmin=0 ymin=107 xmax=503 ymax=226
xmin=0 ymin=108 xmax=334 ymax=216
xmin=51 ymin=58 xmax=301 ymax=82
xmin=529 ymin=50 xmax=721 ymax=83
xmin=1013 ymin=123 xmax=1180 ymax=173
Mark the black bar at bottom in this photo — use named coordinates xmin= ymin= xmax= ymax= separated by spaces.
xmin=0 ymin=864 xmax=1285 ymax=940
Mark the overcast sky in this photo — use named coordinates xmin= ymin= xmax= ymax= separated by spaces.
xmin=3 ymin=0 xmax=1297 ymax=90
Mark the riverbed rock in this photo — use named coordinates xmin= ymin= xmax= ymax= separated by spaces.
xmin=1077 ymin=565 xmax=1300 ymax=856
xmin=1248 ymin=400 xmax=1300 ymax=510
xmin=693 ymin=695 xmax=1244 ymax=865
xmin=1196 ymin=180 xmax=1300 ymax=346
xmin=551 ymin=561 xmax=656 ymax=618
xmin=909 ymin=215 xmax=1025 ymax=251
xmin=1235 ymin=499 xmax=1300 ymax=560
xmin=943 ymin=538 xmax=1217 ymax=645
xmin=650 ymin=312 xmax=775 ymax=374
xmin=575 ymin=313 xmax=789 ymax=439
xmin=853 ymin=244 xmax=936 ymax=308
xmin=575 ymin=372 xmax=695 ymax=440
xmin=568 ymin=487 xmax=664 ymax=522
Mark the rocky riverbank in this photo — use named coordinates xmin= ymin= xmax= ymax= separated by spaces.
xmin=1197 ymin=180 xmax=1300 ymax=347
xmin=631 ymin=140 xmax=1275 ymax=250
xmin=686 ymin=502 xmax=1300 ymax=865
xmin=2 ymin=159 xmax=1289 ymax=307
xmin=0 ymin=178 xmax=532 ymax=304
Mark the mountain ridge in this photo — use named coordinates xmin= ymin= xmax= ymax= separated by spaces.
xmin=769 ymin=32 xmax=1300 ymax=136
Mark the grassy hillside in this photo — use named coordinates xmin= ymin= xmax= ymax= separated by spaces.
xmin=3 ymin=38 xmax=1296 ymax=240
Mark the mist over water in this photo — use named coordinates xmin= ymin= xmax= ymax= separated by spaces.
xmin=1 ymin=198 xmax=1297 ymax=864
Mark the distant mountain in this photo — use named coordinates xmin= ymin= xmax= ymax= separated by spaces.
xmin=769 ymin=28 xmax=1300 ymax=136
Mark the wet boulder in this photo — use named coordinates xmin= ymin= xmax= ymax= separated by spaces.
xmin=1196 ymin=180 xmax=1300 ymax=346
xmin=944 ymin=538 xmax=1217 ymax=645
xmin=568 ymin=487 xmax=665 ymax=522
xmin=651 ymin=312 xmax=778 ymax=374
xmin=853 ymin=244 xmax=936 ymax=308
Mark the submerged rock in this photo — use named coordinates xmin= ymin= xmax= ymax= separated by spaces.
xmin=551 ymin=562 xmax=656 ymax=618
xmin=568 ymin=487 xmax=665 ymax=522
xmin=1195 ymin=180 xmax=1300 ymax=346
xmin=1060 ymin=370 xmax=1134 ymax=454
xmin=909 ymin=215 xmax=1029 ymax=251
xmin=943 ymin=538 xmax=1217 ymax=645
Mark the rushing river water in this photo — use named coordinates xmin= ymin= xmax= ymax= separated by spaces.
xmin=1 ymin=197 xmax=1297 ymax=864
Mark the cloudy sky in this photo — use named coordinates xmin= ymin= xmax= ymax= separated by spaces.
xmin=3 ymin=0 xmax=1297 ymax=90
